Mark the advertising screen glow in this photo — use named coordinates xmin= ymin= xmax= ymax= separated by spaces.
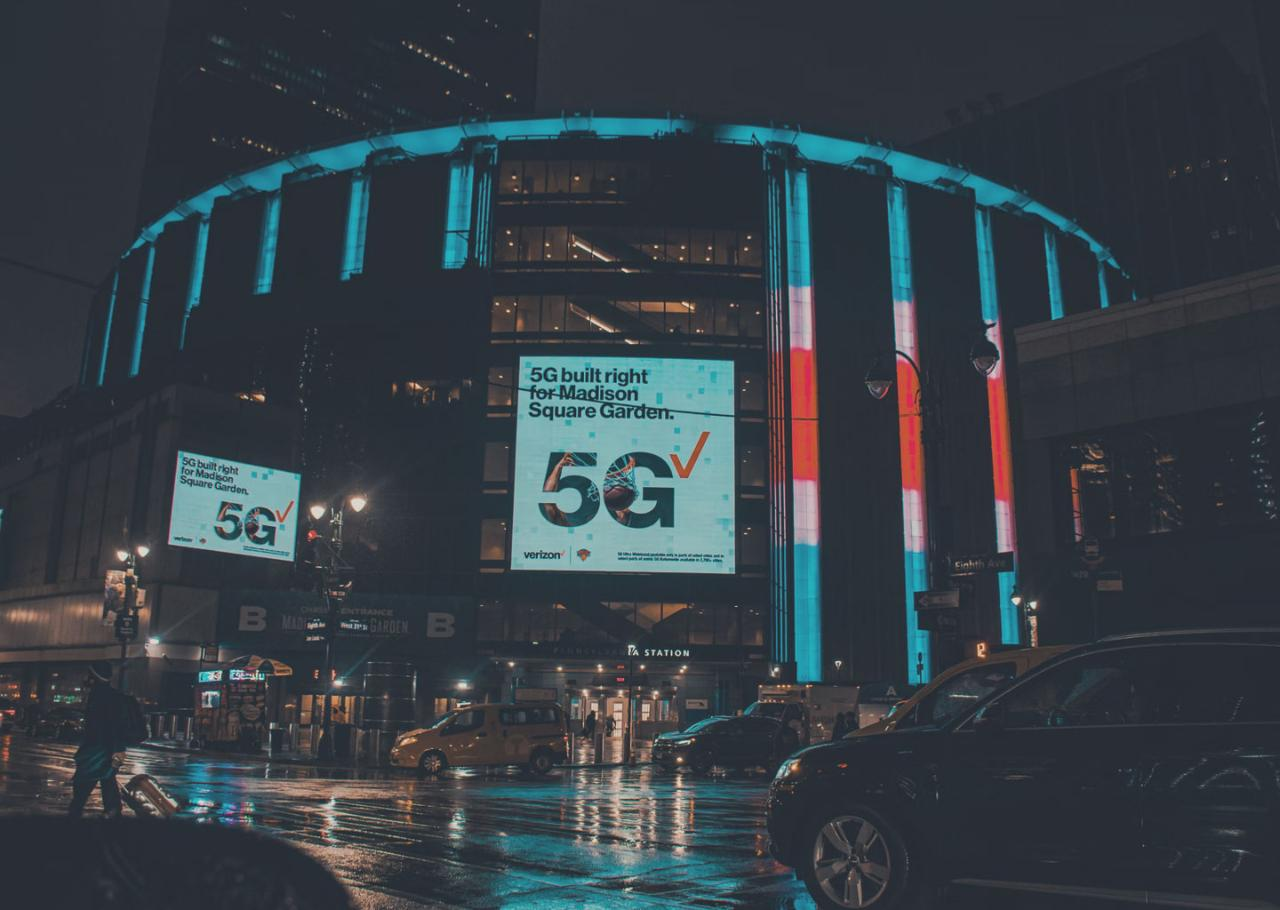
xmin=167 ymin=451 xmax=301 ymax=562
xmin=511 ymin=356 xmax=735 ymax=574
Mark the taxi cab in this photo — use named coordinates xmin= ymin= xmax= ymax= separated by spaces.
xmin=851 ymin=645 xmax=1071 ymax=737
xmin=390 ymin=702 xmax=569 ymax=775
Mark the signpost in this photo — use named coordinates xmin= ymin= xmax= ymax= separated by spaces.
xmin=913 ymin=589 xmax=960 ymax=611
xmin=948 ymin=551 xmax=1014 ymax=576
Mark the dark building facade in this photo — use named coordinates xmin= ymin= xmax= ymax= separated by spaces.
xmin=917 ymin=34 xmax=1280 ymax=298
xmin=138 ymin=0 xmax=539 ymax=223
xmin=2 ymin=115 xmax=1128 ymax=737
xmin=1013 ymin=266 xmax=1280 ymax=645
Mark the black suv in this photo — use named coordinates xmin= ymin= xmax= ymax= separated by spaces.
xmin=653 ymin=714 xmax=786 ymax=773
xmin=767 ymin=630 xmax=1280 ymax=909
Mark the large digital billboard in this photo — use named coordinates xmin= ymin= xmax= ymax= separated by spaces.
xmin=511 ymin=356 xmax=735 ymax=574
xmin=167 ymin=451 xmax=302 ymax=562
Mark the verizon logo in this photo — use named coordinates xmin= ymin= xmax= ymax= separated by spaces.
xmin=523 ymin=550 xmax=565 ymax=560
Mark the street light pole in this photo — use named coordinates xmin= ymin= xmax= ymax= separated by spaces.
xmin=114 ymin=543 xmax=150 ymax=693
xmin=308 ymin=494 xmax=366 ymax=761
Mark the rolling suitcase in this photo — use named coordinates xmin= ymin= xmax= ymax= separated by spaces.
xmin=120 ymin=773 xmax=181 ymax=818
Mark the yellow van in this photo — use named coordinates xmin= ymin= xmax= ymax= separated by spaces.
xmin=389 ymin=702 xmax=569 ymax=775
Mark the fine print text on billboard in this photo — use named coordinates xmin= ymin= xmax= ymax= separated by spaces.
xmin=167 ymin=451 xmax=302 ymax=563
xmin=511 ymin=356 xmax=735 ymax=574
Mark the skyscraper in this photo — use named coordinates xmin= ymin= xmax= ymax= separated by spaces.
xmin=138 ymin=0 xmax=540 ymax=222
xmin=916 ymin=34 xmax=1280 ymax=297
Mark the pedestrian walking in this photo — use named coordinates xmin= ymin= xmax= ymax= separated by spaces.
xmin=583 ymin=710 xmax=597 ymax=738
xmin=846 ymin=710 xmax=860 ymax=732
xmin=68 ymin=661 xmax=127 ymax=818
xmin=605 ymin=716 xmax=616 ymax=737
xmin=831 ymin=712 xmax=849 ymax=741
xmin=24 ymin=701 xmax=43 ymax=736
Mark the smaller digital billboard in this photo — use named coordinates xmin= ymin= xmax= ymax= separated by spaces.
xmin=167 ymin=451 xmax=301 ymax=563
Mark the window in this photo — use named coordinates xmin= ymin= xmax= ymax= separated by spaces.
xmin=499 ymin=705 xmax=561 ymax=725
xmin=994 ymin=651 xmax=1152 ymax=729
xmin=739 ymin=374 xmax=764 ymax=412
xmin=482 ymin=442 xmax=511 ymax=483
xmin=739 ymin=446 xmax=765 ymax=487
xmin=445 ymin=709 xmax=486 ymax=734
xmin=1144 ymin=645 xmax=1279 ymax=724
xmin=486 ymin=367 xmax=513 ymax=407
xmin=479 ymin=518 xmax=507 ymax=561
xmin=491 ymin=224 xmax=762 ymax=274
xmin=902 ymin=663 xmax=1016 ymax=729
xmin=396 ymin=379 xmax=468 ymax=408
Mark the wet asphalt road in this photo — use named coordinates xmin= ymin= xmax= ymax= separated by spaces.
xmin=0 ymin=732 xmax=813 ymax=909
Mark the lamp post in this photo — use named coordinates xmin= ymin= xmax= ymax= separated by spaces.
xmin=307 ymin=493 xmax=367 ymax=761
xmin=113 ymin=543 xmax=151 ymax=693
xmin=864 ymin=329 xmax=1000 ymax=674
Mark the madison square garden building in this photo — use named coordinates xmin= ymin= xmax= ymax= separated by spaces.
xmin=14 ymin=115 xmax=1127 ymax=726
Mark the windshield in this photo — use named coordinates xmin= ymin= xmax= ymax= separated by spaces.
xmin=426 ymin=711 xmax=458 ymax=731
xmin=684 ymin=717 xmax=726 ymax=733
xmin=744 ymin=702 xmax=785 ymax=719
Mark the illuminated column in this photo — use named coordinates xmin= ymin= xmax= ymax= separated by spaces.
xmin=763 ymin=154 xmax=791 ymax=671
xmin=1043 ymin=226 xmax=1064 ymax=320
xmin=785 ymin=165 xmax=822 ymax=684
xmin=886 ymin=182 xmax=931 ymax=684
xmin=471 ymin=144 xmax=497 ymax=268
xmin=339 ymin=170 xmax=370 ymax=281
xmin=127 ymin=243 xmax=156 ymax=378
xmin=96 ymin=270 xmax=119 ymax=386
xmin=442 ymin=152 xmax=476 ymax=269
xmin=179 ymin=217 xmax=210 ymax=350
xmin=253 ymin=191 xmax=281 ymax=295
xmin=975 ymin=207 xmax=1020 ymax=645
xmin=1097 ymin=260 xmax=1111 ymax=310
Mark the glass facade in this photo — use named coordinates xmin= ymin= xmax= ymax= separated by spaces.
xmin=1058 ymin=400 xmax=1277 ymax=542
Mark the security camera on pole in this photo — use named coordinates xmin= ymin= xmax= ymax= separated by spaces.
xmin=305 ymin=493 xmax=367 ymax=761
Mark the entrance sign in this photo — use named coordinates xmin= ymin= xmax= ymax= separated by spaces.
xmin=510 ymin=356 xmax=736 ymax=574
xmin=167 ymin=451 xmax=301 ymax=562
xmin=949 ymin=551 xmax=1014 ymax=575
xmin=913 ymin=589 xmax=960 ymax=611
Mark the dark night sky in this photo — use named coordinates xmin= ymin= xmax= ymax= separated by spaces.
xmin=0 ymin=0 xmax=1262 ymax=418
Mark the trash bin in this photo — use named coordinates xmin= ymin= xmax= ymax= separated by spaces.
xmin=268 ymin=722 xmax=285 ymax=757
xmin=332 ymin=723 xmax=356 ymax=760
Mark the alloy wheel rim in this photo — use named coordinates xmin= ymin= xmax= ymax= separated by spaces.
xmin=811 ymin=815 xmax=891 ymax=908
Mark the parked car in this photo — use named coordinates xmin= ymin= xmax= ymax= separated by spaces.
xmin=390 ymin=702 xmax=568 ymax=775
xmin=36 ymin=707 xmax=85 ymax=742
xmin=851 ymin=645 xmax=1072 ymax=738
xmin=0 ymin=698 xmax=16 ymax=733
xmin=652 ymin=714 xmax=786 ymax=773
xmin=767 ymin=630 xmax=1280 ymax=909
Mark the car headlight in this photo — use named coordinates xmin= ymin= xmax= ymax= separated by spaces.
xmin=775 ymin=757 xmax=804 ymax=782
xmin=395 ymin=734 xmax=419 ymax=748
xmin=673 ymin=738 xmax=694 ymax=746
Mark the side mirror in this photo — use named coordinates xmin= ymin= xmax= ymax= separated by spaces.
xmin=972 ymin=701 xmax=1006 ymax=734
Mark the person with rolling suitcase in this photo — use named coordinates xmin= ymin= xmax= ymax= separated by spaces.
xmin=67 ymin=661 xmax=127 ymax=818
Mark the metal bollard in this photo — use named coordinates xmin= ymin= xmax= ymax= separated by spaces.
xmin=180 ymin=716 xmax=194 ymax=743
xmin=287 ymin=722 xmax=300 ymax=752
xmin=594 ymin=732 xmax=605 ymax=765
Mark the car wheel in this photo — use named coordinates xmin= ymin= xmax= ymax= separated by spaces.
xmin=528 ymin=749 xmax=553 ymax=775
xmin=418 ymin=750 xmax=447 ymax=776
xmin=689 ymin=751 xmax=713 ymax=774
xmin=798 ymin=804 xmax=923 ymax=910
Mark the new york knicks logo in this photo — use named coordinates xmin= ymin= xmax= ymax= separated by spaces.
xmin=576 ymin=548 xmax=591 ymax=561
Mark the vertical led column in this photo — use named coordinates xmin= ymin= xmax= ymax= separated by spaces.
xmin=471 ymin=145 xmax=497 ymax=269
xmin=127 ymin=243 xmax=156 ymax=377
xmin=253 ymin=191 xmax=281 ymax=295
xmin=339 ymin=169 xmax=371 ymax=281
xmin=975 ymin=207 xmax=1020 ymax=644
xmin=886 ymin=182 xmax=931 ymax=684
xmin=763 ymin=154 xmax=791 ymax=670
xmin=1096 ymin=260 xmax=1112 ymax=310
xmin=96 ymin=270 xmax=119 ymax=386
xmin=785 ymin=165 xmax=822 ymax=684
xmin=442 ymin=152 xmax=476 ymax=269
xmin=179 ymin=217 xmax=210 ymax=350
xmin=1044 ymin=226 xmax=1064 ymax=320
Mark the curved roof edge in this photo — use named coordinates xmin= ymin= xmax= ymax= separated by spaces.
xmin=128 ymin=114 xmax=1123 ymax=274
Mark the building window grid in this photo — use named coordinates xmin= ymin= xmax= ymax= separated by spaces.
xmin=475 ymin=600 xmax=763 ymax=647
xmin=489 ymin=295 xmax=763 ymax=340
xmin=493 ymin=224 xmax=761 ymax=272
